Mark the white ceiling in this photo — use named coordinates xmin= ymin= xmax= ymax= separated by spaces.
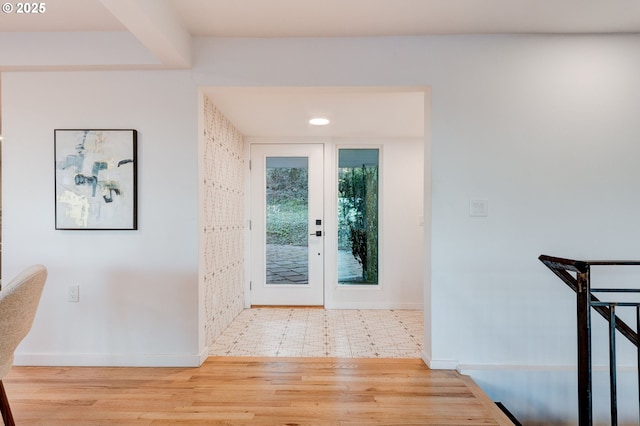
xmin=0 ymin=0 xmax=637 ymax=139
xmin=203 ymin=87 xmax=426 ymax=139
xmin=170 ymin=0 xmax=640 ymax=37
xmin=0 ymin=0 xmax=638 ymax=35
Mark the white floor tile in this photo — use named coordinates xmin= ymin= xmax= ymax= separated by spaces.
xmin=209 ymin=308 xmax=423 ymax=358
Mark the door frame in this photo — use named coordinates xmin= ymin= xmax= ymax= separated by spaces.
xmin=248 ymin=143 xmax=325 ymax=306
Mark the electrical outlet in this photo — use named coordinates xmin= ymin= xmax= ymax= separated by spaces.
xmin=67 ymin=285 xmax=79 ymax=303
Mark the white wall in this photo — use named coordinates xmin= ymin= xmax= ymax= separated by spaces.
xmin=193 ymin=34 xmax=640 ymax=423
xmin=428 ymin=36 xmax=640 ymax=423
xmin=2 ymin=70 xmax=201 ymax=366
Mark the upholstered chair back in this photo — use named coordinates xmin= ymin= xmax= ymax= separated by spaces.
xmin=0 ymin=265 xmax=48 ymax=379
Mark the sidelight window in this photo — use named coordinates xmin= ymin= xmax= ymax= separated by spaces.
xmin=337 ymin=148 xmax=379 ymax=285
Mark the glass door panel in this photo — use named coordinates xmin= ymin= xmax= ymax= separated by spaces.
xmin=265 ymin=157 xmax=308 ymax=285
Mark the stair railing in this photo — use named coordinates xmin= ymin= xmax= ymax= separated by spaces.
xmin=539 ymin=255 xmax=640 ymax=426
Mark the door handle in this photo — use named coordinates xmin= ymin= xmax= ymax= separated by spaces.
xmin=310 ymin=231 xmax=322 ymax=237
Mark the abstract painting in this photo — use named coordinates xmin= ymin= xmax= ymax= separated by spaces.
xmin=55 ymin=129 xmax=137 ymax=230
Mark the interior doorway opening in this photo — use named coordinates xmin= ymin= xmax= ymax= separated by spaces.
xmin=199 ymin=86 xmax=430 ymax=355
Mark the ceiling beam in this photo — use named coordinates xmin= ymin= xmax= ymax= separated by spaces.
xmin=99 ymin=0 xmax=191 ymax=68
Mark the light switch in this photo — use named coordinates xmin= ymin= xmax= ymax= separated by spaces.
xmin=469 ymin=199 xmax=489 ymax=217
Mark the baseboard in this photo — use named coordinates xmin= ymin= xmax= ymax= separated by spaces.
xmin=198 ymin=346 xmax=210 ymax=365
xmin=422 ymin=352 xmax=459 ymax=370
xmin=325 ymin=302 xmax=423 ymax=310
xmin=457 ymin=363 xmax=639 ymax=375
xmin=13 ymin=351 xmax=205 ymax=368
xmin=458 ymin=364 xmax=574 ymax=374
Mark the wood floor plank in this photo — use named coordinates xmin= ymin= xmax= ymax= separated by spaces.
xmin=2 ymin=357 xmax=514 ymax=425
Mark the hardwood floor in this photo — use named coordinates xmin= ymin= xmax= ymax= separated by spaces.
xmin=3 ymin=357 xmax=513 ymax=425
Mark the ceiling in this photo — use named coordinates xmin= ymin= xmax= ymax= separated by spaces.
xmin=0 ymin=0 xmax=638 ymax=35
xmin=171 ymin=0 xmax=640 ymax=37
xmin=0 ymin=0 xmax=637 ymax=139
xmin=202 ymin=87 xmax=426 ymax=139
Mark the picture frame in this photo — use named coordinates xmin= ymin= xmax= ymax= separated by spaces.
xmin=54 ymin=129 xmax=138 ymax=230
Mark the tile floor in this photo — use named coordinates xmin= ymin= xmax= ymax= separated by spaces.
xmin=209 ymin=308 xmax=423 ymax=358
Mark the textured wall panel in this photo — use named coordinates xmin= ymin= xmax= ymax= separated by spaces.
xmin=203 ymin=96 xmax=245 ymax=348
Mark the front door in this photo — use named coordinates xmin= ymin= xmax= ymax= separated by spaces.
xmin=250 ymin=144 xmax=324 ymax=306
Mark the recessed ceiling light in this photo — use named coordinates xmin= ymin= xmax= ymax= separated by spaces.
xmin=309 ymin=117 xmax=330 ymax=126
